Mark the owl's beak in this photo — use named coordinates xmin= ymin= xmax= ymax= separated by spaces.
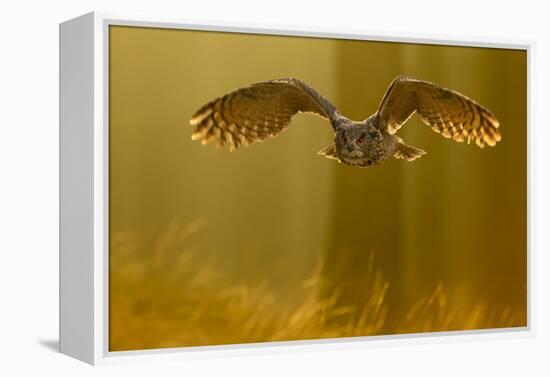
xmin=347 ymin=144 xmax=354 ymax=152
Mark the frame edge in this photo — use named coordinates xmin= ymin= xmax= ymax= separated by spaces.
xmin=59 ymin=11 xmax=96 ymax=365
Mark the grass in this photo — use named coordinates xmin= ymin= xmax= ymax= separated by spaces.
xmin=109 ymin=220 xmax=525 ymax=351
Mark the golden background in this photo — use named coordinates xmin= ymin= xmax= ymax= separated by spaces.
xmin=108 ymin=25 xmax=527 ymax=351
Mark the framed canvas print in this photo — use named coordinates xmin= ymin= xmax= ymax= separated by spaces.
xmin=59 ymin=11 xmax=533 ymax=365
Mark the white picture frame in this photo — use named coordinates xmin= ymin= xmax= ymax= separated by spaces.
xmin=59 ymin=11 xmax=535 ymax=365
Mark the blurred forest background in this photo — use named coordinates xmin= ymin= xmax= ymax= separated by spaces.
xmin=108 ymin=26 xmax=527 ymax=351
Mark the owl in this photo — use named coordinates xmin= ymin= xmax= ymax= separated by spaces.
xmin=189 ymin=76 xmax=500 ymax=168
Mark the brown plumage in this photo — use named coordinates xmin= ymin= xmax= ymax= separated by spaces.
xmin=190 ymin=78 xmax=335 ymax=151
xmin=189 ymin=76 xmax=500 ymax=167
xmin=377 ymin=76 xmax=501 ymax=148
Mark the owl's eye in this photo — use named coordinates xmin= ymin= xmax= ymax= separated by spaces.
xmin=356 ymin=136 xmax=364 ymax=145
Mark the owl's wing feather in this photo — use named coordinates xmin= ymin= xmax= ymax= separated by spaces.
xmin=190 ymin=78 xmax=338 ymax=150
xmin=317 ymin=143 xmax=340 ymax=161
xmin=376 ymin=76 xmax=500 ymax=148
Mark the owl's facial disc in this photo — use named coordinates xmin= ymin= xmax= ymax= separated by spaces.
xmin=334 ymin=126 xmax=384 ymax=167
xmin=347 ymin=134 xmax=365 ymax=154
xmin=336 ymin=129 xmax=367 ymax=161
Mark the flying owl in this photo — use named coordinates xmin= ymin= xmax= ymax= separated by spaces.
xmin=189 ymin=76 xmax=500 ymax=167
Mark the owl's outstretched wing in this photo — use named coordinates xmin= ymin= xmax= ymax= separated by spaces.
xmin=376 ymin=76 xmax=500 ymax=148
xmin=190 ymin=78 xmax=338 ymax=150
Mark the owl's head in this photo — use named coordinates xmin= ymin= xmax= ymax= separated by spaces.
xmin=335 ymin=124 xmax=383 ymax=167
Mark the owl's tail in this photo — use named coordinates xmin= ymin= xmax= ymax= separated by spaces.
xmin=393 ymin=139 xmax=426 ymax=162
